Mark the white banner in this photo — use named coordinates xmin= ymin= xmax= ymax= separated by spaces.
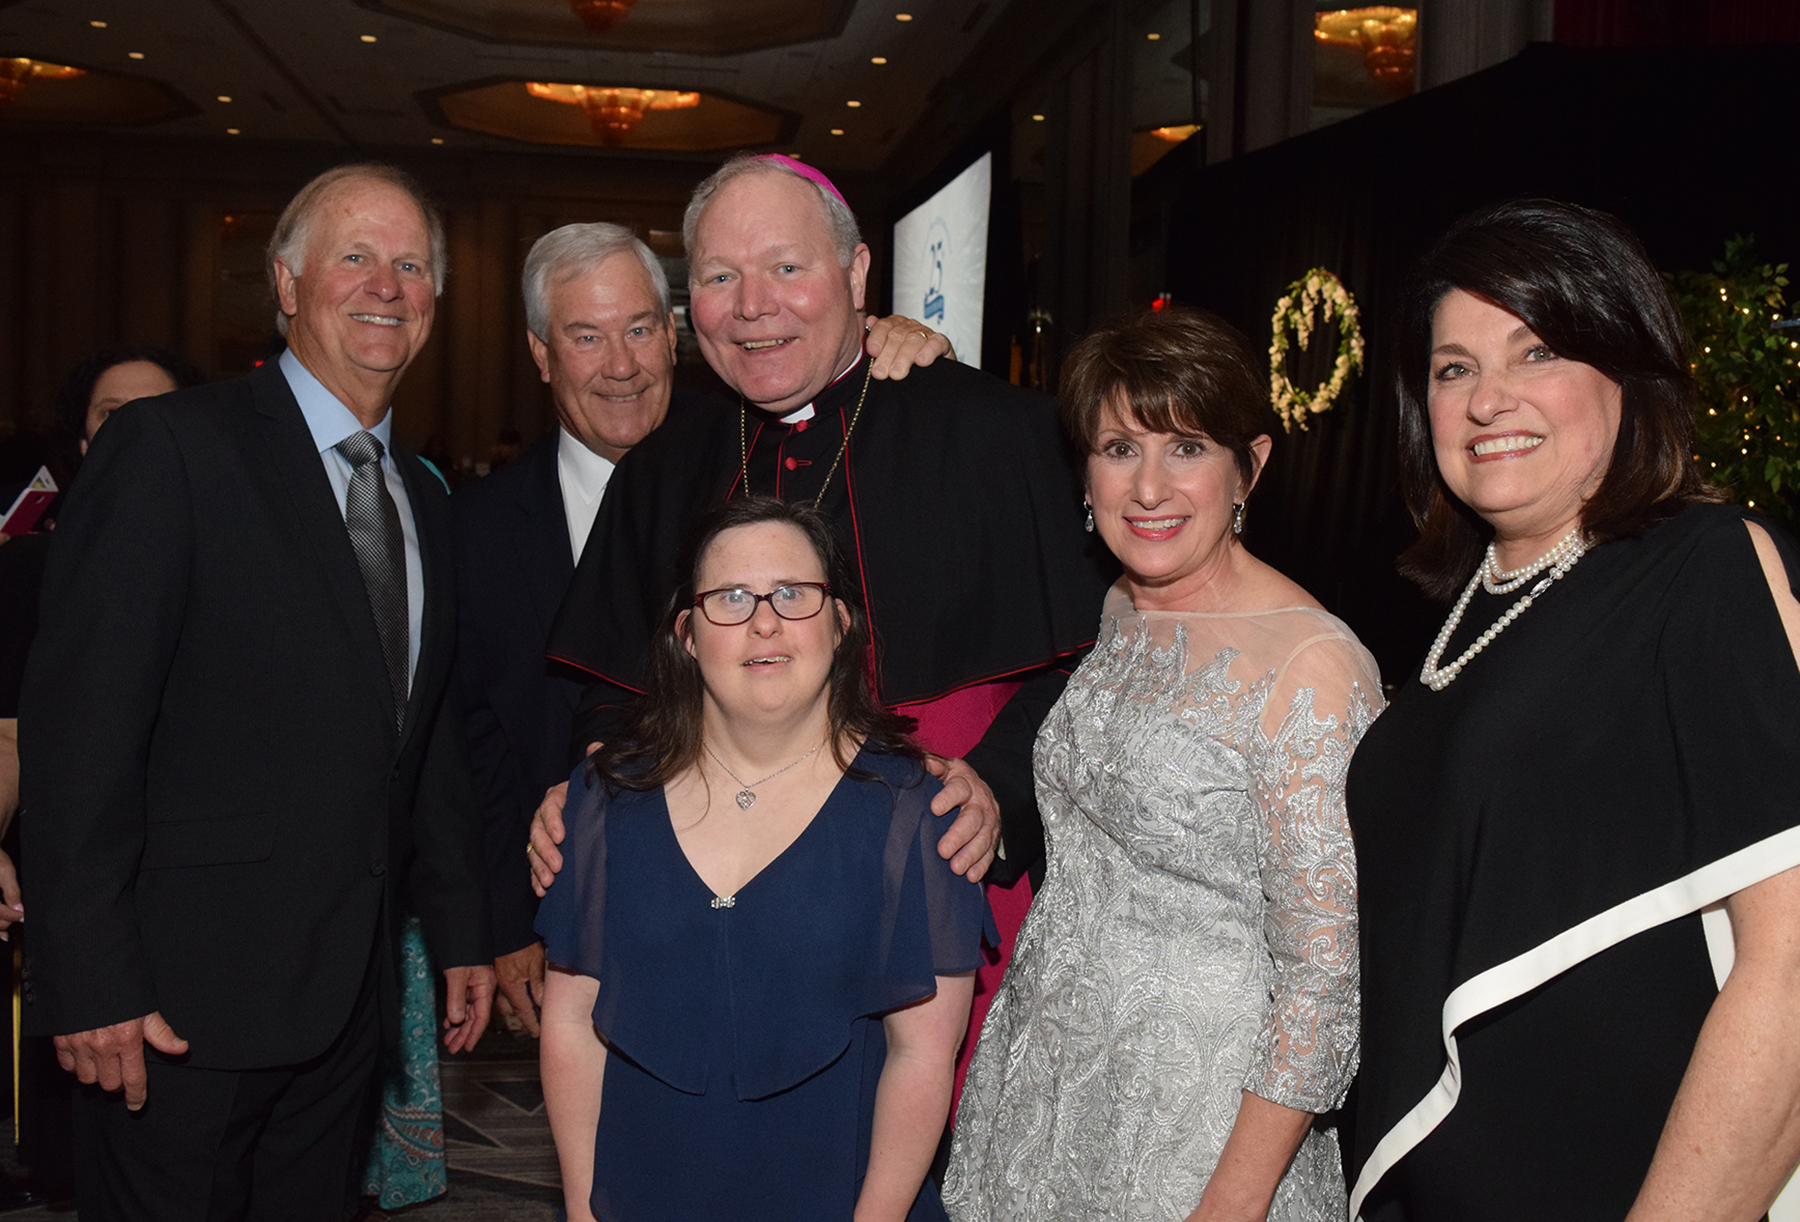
xmin=892 ymin=152 xmax=991 ymax=370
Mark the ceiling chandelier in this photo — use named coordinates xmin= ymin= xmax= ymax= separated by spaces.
xmin=527 ymin=82 xmax=701 ymax=143
xmin=0 ymin=57 xmax=85 ymax=114
xmin=1314 ymin=7 xmax=1417 ymax=96
xmin=566 ymin=0 xmax=638 ymax=33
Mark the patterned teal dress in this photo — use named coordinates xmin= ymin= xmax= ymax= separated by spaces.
xmin=362 ymin=914 xmax=447 ymax=1207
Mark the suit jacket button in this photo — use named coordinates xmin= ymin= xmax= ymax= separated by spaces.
xmin=370 ymin=861 xmax=386 ymax=876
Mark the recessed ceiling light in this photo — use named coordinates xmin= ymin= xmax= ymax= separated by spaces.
xmin=870 ymin=56 xmax=887 ymax=64
xmin=830 ymin=127 xmax=844 ymax=135
xmin=895 ymin=12 xmax=912 ymax=20
xmin=89 ymin=19 xmax=107 ymax=28
xmin=217 ymin=95 xmax=232 ymax=103
xmin=846 ymin=100 xmax=861 ymax=108
xmin=1146 ymin=31 xmax=1161 ymax=40
xmin=431 ymin=137 xmax=444 ymax=144
xmin=1031 ymin=113 xmax=1045 ymax=121
xmin=226 ymin=127 xmax=240 ymax=135
xmin=360 ymin=34 xmax=377 ymax=42
xmin=127 ymin=50 xmax=144 ymax=59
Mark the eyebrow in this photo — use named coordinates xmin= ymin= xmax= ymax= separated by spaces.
xmin=559 ymin=310 xmax=659 ymax=333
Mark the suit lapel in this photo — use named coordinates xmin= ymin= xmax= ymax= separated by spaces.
xmin=514 ymin=435 xmax=581 ymax=712
xmin=251 ymin=363 xmax=398 ymax=736
xmin=518 ymin=435 xmax=576 ymax=630
xmin=394 ymin=443 xmax=451 ymax=749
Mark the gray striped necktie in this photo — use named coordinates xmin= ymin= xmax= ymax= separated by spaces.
xmin=336 ymin=431 xmax=409 ymax=729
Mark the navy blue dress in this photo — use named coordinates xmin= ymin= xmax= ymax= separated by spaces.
xmin=537 ymin=747 xmax=995 ymax=1221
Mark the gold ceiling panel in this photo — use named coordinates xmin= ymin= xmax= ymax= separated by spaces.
xmin=359 ymin=0 xmax=854 ymax=54
xmin=427 ymin=78 xmax=793 ymax=150
xmin=0 ymin=57 xmax=197 ymax=126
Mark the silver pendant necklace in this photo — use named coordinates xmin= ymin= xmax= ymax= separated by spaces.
xmin=1419 ymin=528 xmax=1588 ymax=692
xmin=702 ymin=740 xmax=825 ymax=809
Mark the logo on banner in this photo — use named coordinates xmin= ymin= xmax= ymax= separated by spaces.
xmin=923 ymin=219 xmax=950 ymax=324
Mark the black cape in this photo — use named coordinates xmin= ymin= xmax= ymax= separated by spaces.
xmin=1345 ymin=505 xmax=1800 ymax=1221
xmin=547 ymin=356 xmax=1114 ymax=882
xmin=548 ymin=354 xmax=1114 ymax=708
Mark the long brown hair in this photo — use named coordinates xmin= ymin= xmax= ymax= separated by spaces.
xmin=1394 ymin=198 xmax=1720 ymax=599
xmin=593 ymin=496 xmax=919 ymax=790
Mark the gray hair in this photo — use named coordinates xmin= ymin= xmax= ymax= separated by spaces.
xmin=681 ymin=154 xmax=862 ymax=270
xmin=266 ymin=163 xmax=448 ymax=335
xmin=522 ymin=223 xmax=671 ymax=340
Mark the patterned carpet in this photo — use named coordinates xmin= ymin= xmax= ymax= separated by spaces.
xmin=0 ymin=1027 xmax=565 ymax=1221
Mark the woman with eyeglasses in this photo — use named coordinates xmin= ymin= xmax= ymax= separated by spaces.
xmin=536 ymin=495 xmax=993 ymax=1222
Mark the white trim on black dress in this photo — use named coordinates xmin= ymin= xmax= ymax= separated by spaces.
xmin=1351 ymin=822 xmax=1800 ymax=1220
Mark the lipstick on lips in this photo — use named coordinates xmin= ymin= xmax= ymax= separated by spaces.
xmin=1124 ymin=514 xmax=1190 ymax=541
xmin=1468 ymin=432 xmax=1544 ymax=462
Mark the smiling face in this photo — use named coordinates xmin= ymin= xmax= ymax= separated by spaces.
xmin=529 ymin=249 xmax=677 ymax=463
xmin=1428 ymin=288 xmax=1622 ymax=564
xmin=1087 ymin=402 xmax=1268 ymax=610
xmin=274 ymin=178 xmax=436 ymax=424
xmin=687 ymin=170 xmax=871 ymax=415
xmin=681 ymin=520 xmax=847 ymax=729
xmin=82 ymin=360 xmax=179 ymax=453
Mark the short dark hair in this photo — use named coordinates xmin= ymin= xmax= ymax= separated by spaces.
xmin=55 ymin=344 xmax=204 ymax=459
xmin=1059 ymin=306 xmax=1274 ymax=486
xmin=594 ymin=496 xmax=919 ymax=792
xmin=1395 ymin=198 xmax=1720 ymax=599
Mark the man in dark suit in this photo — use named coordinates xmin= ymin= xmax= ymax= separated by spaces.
xmin=453 ymin=222 xmax=676 ymax=1035
xmin=455 ymin=222 xmax=956 ymax=1033
xmin=19 ymin=163 xmax=494 ymax=1220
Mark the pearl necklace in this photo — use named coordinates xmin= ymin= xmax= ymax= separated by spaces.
xmin=1419 ymin=529 xmax=1588 ymax=692
xmin=1482 ymin=528 xmax=1588 ymax=594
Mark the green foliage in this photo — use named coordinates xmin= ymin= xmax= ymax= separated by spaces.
xmin=1667 ymin=238 xmax=1800 ymax=529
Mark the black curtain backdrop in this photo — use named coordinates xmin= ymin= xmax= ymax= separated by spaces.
xmin=1160 ymin=41 xmax=1800 ymax=682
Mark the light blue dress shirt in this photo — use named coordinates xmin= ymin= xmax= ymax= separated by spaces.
xmin=280 ymin=349 xmax=424 ymax=688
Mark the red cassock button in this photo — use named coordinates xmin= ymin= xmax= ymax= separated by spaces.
xmin=784 ymin=457 xmax=799 ymax=470
xmin=794 ymin=419 xmax=810 ymax=432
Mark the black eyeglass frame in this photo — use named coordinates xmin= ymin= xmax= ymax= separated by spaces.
xmin=691 ymin=582 xmax=834 ymax=626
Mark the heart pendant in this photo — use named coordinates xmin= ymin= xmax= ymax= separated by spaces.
xmin=735 ymin=790 xmax=756 ymax=810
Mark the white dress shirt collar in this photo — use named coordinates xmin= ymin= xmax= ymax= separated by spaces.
xmin=280 ymin=349 xmax=395 ymax=458
xmin=557 ymin=427 xmax=617 ymax=565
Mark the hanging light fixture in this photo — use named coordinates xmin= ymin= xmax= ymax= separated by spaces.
xmin=1314 ymin=8 xmax=1417 ymax=96
xmin=566 ymin=0 xmax=638 ymax=33
xmin=526 ymin=82 xmax=701 ymax=144
xmin=0 ymin=57 xmax=85 ymax=115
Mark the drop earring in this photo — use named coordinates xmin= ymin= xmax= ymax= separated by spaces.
xmin=1083 ymin=502 xmax=1095 ymax=533
xmin=1231 ymin=502 xmax=1246 ymax=535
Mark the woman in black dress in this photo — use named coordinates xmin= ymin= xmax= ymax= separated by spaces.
xmin=1347 ymin=200 xmax=1800 ymax=1221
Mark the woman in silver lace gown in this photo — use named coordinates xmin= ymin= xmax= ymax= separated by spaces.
xmin=944 ymin=307 xmax=1379 ymax=1222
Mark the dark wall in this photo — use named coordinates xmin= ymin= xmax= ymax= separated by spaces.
xmin=1162 ymin=42 xmax=1800 ymax=680
xmin=0 ymin=131 xmax=706 ymax=473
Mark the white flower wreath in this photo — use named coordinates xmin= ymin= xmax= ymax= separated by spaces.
xmin=1269 ymin=268 xmax=1365 ymax=433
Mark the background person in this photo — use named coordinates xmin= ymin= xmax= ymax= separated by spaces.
xmin=944 ymin=307 xmax=1377 ymax=1221
xmin=1346 ymin=199 xmax=1800 ymax=1222
xmin=538 ymin=496 xmax=991 ymax=1221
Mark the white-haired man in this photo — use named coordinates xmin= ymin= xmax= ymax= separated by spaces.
xmin=21 ymin=163 xmax=494 ymax=1220
xmin=454 ymin=220 xmax=955 ymax=1033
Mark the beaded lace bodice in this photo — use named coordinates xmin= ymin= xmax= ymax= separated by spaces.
xmin=945 ymin=585 xmax=1380 ymax=1222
